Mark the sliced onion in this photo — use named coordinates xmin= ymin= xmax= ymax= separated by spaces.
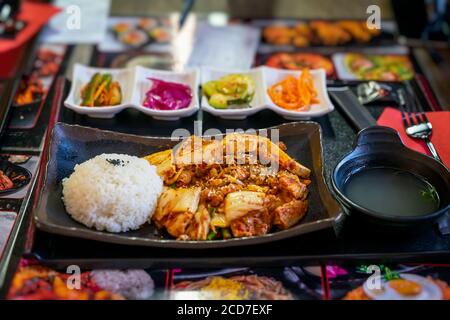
xmin=143 ymin=78 xmax=192 ymax=110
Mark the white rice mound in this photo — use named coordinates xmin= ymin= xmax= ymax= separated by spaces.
xmin=62 ymin=153 xmax=163 ymax=233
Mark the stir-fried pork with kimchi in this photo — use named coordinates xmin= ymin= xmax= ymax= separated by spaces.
xmin=144 ymin=134 xmax=311 ymax=240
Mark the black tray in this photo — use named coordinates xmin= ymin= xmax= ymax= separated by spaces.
xmin=27 ymin=219 xmax=450 ymax=269
xmin=35 ymin=122 xmax=342 ymax=248
xmin=23 ymin=77 xmax=450 ymax=268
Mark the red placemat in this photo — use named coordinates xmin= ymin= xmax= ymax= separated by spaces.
xmin=377 ymin=107 xmax=450 ymax=168
xmin=0 ymin=2 xmax=59 ymax=77
xmin=0 ymin=2 xmax=59 ymax=52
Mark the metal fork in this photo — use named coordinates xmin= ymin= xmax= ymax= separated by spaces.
xmin=397 ymin=89 xmax=442 ymax=163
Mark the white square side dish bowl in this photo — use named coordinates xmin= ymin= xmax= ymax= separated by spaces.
xmin=131 ymin=66 xmax=199 ymax=121
xmin=64 ymin=64 xmax=134 ymax=119
xmin=200 ymin=66 xmax=266 ymax=120
xmin=262 ymin=66 xmax=334 ymax=120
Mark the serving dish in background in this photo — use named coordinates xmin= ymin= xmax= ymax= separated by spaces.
xmin=0 ymin=162 xmax=32 ymax=196
xmin=98 ymin=15 xmax=177 ymax=53
xmin=34 ymin=122 xmax=343 ymax=249
xmin=332 ymin=53 xmax=415 ymax=82
xmin=251 ymin=19 xmax=396 ymax=49
xmin=261 ymin=52 xmax=336 ymax=78
xmin=170 ymin=267 xmax=319 ymax=300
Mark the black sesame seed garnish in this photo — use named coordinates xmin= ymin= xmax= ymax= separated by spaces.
xmin=106 ymin=158 xmax=129 ymax=167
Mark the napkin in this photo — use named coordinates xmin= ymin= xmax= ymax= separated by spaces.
xmin=377 ymin=107 xmax=450 ymax=168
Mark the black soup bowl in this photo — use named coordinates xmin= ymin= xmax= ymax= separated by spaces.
xmin=331 ymin=126 xmax=450 ymax=228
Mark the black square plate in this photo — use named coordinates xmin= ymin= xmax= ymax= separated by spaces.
xmin=34 ymin=122 xmax=343 ymax=249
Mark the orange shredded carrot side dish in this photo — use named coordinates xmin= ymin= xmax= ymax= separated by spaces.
xmin=267 ymin=68 xmax=319 ymax=111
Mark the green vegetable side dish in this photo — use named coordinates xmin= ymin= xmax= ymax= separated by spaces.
xmin=81 ymin=72 xmax=123 ymax=107
xmin=81 ymin=73 xmax=103 ymax=106
xmin=203 ymin=74 xmax=255 ymax=109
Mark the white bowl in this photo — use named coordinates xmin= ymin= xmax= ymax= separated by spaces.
xmin=65 ymin=64 xmax=333 ymax=121
xmin=131 ymin=66 xmax=199 ymax=121
xmin=200 ymin=66 xmax=266 ymax=120
xmin=64 ymin=64 xmax=133 ymax=119
xmin=64 ymin=64 xmax=199 ymax=121
xmin=262 ymin=66 xmax=334 ymax=120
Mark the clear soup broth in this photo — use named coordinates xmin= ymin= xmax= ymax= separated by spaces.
xmin=343 ymin=167 xmax=440 ymax=217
